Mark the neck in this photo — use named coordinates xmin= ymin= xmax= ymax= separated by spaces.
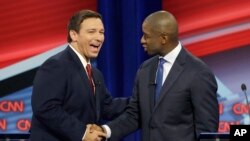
xmin=69 ymin=42 xmax=90 ymax=62
xmin=161 ymin=41 xmax=178 ymax=56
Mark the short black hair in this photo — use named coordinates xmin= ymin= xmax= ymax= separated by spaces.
xmin=67 ymin=10 xmax=102 ymax=43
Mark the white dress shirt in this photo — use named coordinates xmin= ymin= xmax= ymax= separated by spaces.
xmin=69 ymin=44 xmax=90 ymax=72
xmin=160 ymin=42 xmax=182 ymax=85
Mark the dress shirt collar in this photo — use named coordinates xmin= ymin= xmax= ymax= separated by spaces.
xmin=69 ymin=44 xmax=90 ymax=69
xmin=161 ymin=42 xmax=182 ymax=64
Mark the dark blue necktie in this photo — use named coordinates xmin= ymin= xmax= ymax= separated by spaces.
xmin=155 ymin=58 xmax=166 ymax=102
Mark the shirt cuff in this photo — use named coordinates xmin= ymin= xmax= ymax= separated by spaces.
xmin=82 ymin=127 xmax=87 ymax=140
xmin=102 ymin=125 xmax=111 ymax=138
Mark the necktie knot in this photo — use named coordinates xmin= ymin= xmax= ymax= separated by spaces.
xmin=159 ymin=58 xmax=166 ymax=66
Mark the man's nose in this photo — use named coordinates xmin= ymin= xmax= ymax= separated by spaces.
xmin=95 ymin=33 xmax=104 ymax=41
xmin=140 ymin=36 xmax=145 ymax=44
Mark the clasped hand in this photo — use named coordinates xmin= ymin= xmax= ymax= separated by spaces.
xmin=83 ymin=124 xmax=107 ymax=141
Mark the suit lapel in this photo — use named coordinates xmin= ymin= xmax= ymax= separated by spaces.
xmin=148 ymin=58 xmax=159 ymax=113
xmin=67 ymin=47 xmax=97 ymax=115
xmin=153 ymin=48 xmax=187 ymax=111
xmin=92 ymin=69 xmax=101 ymax=122
xmin=77 ymin=68 xmax=96 ymax=109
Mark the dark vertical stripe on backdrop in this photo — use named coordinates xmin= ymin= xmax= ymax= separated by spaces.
xmin=97 ymin=0 xmax=162 ymax=141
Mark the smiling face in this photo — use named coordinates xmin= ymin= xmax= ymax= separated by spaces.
xmin=70 ymin=18 xmax=104 ymax=61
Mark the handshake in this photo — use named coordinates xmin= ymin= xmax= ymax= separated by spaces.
xmin=83 ymin=124 xmax=107 ymax=141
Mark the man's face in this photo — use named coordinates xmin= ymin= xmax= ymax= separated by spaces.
xmin=141 ymin=22 xmax=162 ymax=56
xmin=73 ymin=18 xmax=104 ymax=60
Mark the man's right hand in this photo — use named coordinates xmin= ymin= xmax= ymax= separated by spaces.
xmin=90 ymin=124 xmax=106 ymax=133
xmin=83 ymin=124 xmax=107 ymax=141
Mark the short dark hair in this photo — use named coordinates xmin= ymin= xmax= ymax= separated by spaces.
xmin=67 ymin=10 xmax=102 ymax=43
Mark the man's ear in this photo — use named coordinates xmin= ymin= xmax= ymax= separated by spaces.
xmin=69 ymin=30 xmax=78 ymax=42
xmin=161 ymin=33 xmax=168 ymax=45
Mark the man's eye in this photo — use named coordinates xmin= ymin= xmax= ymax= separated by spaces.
xmin=87 ymin=30 xmax=96 ymax=33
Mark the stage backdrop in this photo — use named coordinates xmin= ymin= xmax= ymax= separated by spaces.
xmin=0 ymin=0 xmax=250 ymax=141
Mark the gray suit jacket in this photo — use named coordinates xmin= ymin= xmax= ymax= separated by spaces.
xmin=108 ymin=48 xmax=219 ymax=141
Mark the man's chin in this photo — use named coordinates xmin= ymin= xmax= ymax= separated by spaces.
xmin=89 ymin=54 xmax=99 ymax=59
xmin=146 ymin=51 xmax=156 ymax=56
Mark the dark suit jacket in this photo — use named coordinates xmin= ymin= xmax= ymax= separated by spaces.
xmin=30 ymin=46 xmax=128 ymax=141
xmin=108 ymin=48 xmax=219 ymax=141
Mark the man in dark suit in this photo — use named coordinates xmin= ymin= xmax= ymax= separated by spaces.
xmin=94 ymin=10 xmax=219 ymax=141
xmin=30 ymin=10 xmax=128 ymax=141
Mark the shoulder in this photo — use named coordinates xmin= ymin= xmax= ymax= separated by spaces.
xmin=139 ymin=56 xmax=158 ymax=69
xmin=184 ymin=49 xmax=212 ymax=72
xmin=37 ymin=49 xmax=71 ymax=76
xmin=40 ymin=48 xmax=71 ymax=69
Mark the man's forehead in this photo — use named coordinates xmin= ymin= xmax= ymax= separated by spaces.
xmin=80 ymin=18 xmax=103 ymax=28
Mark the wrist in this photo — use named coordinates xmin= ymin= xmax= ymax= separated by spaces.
xmin=102 ymin=125 xmax=111 ymax=138
xmin=100 ymin=126 xmax=106 ymax=133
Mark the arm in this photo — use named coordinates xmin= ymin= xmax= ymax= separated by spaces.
xmin=102 ymin=87 xmax=129 ymax=120
xmin=105 ymin=69 xmax=141 ymax=140
xmin=191 ymin=69 xmax=219 ymax=137
xmin=32 ymin=59 xmax=84 ymax=140
xmin=96 ymin=71 xmax=129 ymax=120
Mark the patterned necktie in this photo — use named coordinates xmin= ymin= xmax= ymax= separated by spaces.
xmin=86 ymin=64 xmax=94 ymax=94
xmin=155 ymin=58 xmax=166 ymax=102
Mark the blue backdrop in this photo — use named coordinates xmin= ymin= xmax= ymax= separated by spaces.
xmin=97 ymin=1 xmax=161 ymax=140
